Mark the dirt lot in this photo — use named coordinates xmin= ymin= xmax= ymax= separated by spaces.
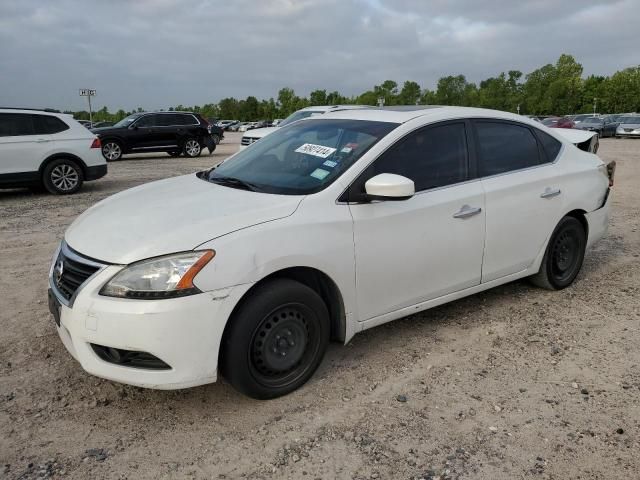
xmin=1 ymin=134 xmax=639 ymax=480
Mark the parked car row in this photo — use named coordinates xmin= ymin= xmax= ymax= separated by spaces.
xmin=531 ymin=112 xmax=640 ymax=139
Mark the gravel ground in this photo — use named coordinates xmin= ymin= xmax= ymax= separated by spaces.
xmin=0 ymin=134 xmax=639 ymax=480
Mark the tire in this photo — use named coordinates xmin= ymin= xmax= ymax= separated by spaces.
xmin=167 ymin=151 xmax=181 ymax=157
xmin=102 ymin=141 xmax=123 ymax=161
xmin=212 ymin=134 xmax=221 ymax=145
xmin=42 ymin=158 xmax=84 ymax=195
xmin=220 ymin=278 xmax=330 ymax=399
xmin=530 ymin=216 xmax=586 ymax=290
xmin=183 ymin=138 xmax=202 ymax=157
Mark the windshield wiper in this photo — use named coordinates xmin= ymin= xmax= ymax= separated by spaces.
xmin=209 ymin=176 xmax=261 ymax=192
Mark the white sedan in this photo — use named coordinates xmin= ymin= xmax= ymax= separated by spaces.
xmin=48 ymin=107 xmax=614 ymax=399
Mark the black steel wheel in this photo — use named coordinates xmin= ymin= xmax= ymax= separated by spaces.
xmin=220 ymin=278 xmax=329 ymax=399
xmin=530 ymin=216 xmax=586 ymax=290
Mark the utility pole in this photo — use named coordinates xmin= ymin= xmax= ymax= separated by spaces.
xmin=517 ymin=104 xmax=521 ymax=115
xmin=593 ymin=97 xmax=597 ymax=116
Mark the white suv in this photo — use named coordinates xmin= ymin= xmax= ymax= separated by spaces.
xmin=0 ymin=109 xmax=107 ymax=194
xmin=239 ymin=105 xmax=368 ymax=150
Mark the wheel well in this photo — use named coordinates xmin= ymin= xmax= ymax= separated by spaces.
xmin=39 ymin=153 xmax=88 ymax=178
xmin=223 ymin=267 xmax=346 ymax=348
xmin=565 ymin=209 xmax=588 ymax=238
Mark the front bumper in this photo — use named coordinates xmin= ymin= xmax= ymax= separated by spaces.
xmin=50 ymin=263 xmax=252 ymax=389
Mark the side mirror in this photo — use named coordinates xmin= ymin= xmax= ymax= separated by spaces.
xmin=364 ymin=173 xmax=415 ymax=201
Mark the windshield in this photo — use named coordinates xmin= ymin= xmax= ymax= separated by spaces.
xmin=573 ymin=114 xmax=591 ymax=121
xmin=620 ymin=116 xmax=640 ymax=124
xmin=582 ymin=117 xmax=602 ymax=124
xmin=113 ymin=113 xmax=142 ymax=128
xmin=203 ymin=119 xmax=396 ymax=195
xmin=278 ymin=110 xmax=325 ymax=128
xmin=541 ymin=118 xmax=559 ymax=126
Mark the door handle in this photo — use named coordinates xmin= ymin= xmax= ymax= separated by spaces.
xmin=540 ymin=187 xmax=561 ymax=199
xmin=453 ymin=205 xmax=482 ymax=219
xmin=35 ymin=138 xmax=50 ymax=143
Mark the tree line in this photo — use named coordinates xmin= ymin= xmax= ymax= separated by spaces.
xmin=67 ymin=54 xmax=639 ymax=123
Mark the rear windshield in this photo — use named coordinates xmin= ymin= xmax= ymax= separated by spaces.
xmin=620 ymin=116 xmax=640 ymax=124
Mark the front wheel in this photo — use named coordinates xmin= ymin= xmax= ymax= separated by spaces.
xmin=183 ymin=138 xmax=202 ymax=157
xmin=220 ymin=279 xmax=329 ymax=399
xmin=530 ymin=216 xmax=586 ymax=290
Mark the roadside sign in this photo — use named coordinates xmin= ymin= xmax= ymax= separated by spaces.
xmin=79 ymin=89 xmax=97 ymax=123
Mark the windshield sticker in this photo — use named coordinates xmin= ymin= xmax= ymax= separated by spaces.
xmin=340 ymin=147 xmax=352 ymax=154
xmin=310 ymin=168 xmax=330 ymax=180
xmin=295 ymin=143 xmax=337 ymax=159
xmin=323 ymin=160 xmax=338 ymax=168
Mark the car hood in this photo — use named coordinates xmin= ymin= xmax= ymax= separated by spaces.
xmin=65 ymin=174 xmax=304 ymax=264
xmin=242 ymin=126 xmax=279 ymax=139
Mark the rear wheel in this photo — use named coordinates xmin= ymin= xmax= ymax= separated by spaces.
xmin=42 ymin=158 xmax=84 ymax=195
xmin=530 ymin=216 xmax=586 ymax=290
xmin=212 ymin=134 xmax=221 ymax=145
xmin=220 ymin=278 xmax=329 ymax=399
xmin=167 ymin=151 xmax=181 ymax=157
xmin=183 ymin=138 xmax=202 ymax=157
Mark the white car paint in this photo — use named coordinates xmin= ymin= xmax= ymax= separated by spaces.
xmin=50 ymin=106 xmax=611 ymax=390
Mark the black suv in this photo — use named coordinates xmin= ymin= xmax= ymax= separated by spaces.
xmin=91 ymin=111 xmax=224 ymax=161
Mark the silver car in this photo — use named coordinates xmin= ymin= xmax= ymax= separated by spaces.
xmin=616 ymin=115 xmax=640 ymax=138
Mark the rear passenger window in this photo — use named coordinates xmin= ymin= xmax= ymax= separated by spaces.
xmin=475 ymin=121 xmax=541 ymax=176
xmin=534 ymin=129 xmax=562 ymax=163
xmin=179 ymin=114 xmax=197 ymax=125
xmin=0 ymin=113 xmax=35 ymax=137
xmin=32 ymin=115 xmax=69 ymax=134
xmin=367 ymin=122 xmax=468 ymax=192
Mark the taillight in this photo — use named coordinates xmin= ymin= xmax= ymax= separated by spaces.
xmin=606 ymin=161 xmax=616 ymax=187
xmin=91 ymin=138 xmax=101 ymax=149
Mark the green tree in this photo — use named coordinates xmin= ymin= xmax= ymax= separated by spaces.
xmin=398 ymin=81 xmax=421 ymax=105
xmin=309 ymin=89 xmax=328 ymax=105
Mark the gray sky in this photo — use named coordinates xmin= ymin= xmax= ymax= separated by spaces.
xmin=0 ymin=0 xmax=638 ymax=111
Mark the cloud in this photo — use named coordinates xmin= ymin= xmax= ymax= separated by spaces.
xmin=0 ymin=0 xmax=637 ymax=111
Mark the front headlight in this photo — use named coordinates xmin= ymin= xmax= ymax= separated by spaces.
xmin=100 ymin=250 xmax=215 ymax=299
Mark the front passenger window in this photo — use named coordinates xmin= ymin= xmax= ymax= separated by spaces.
xmin=366 ymin=122 xmax=468 ymax=192
xmin=135 ymin=115 xmax=157 ymax=128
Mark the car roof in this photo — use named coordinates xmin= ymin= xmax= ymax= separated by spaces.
xmin=319 ymin=106 xmax=543 ymax=126
xmin=0 ymin=108 xmax=69 ymax=116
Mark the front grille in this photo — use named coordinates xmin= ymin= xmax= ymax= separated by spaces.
xmin=241 ymin=136 xmax=259 ymax=146
xmin=51 ymin=243 xmax=104 ymax=304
